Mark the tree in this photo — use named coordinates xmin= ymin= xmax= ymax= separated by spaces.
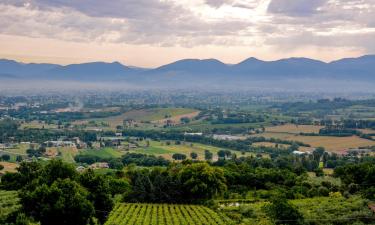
xmin=1 ymin=154 xmax=10 ymax=161
xmin=79 ymin=170 xmax=114 ymax=223
xmin=313 ymin=147 xmax=325 ymax=161
xmin=180 ymin=117 xmax=191 ymax=124
xmin=172 ymin=153 xmax=187 ymax=161
xmin=190 ymin=152 xmax=198 ymax=160
xmin=217 ymin=150 xmax=226 ymax=159
xmin=263 ymin=196 xmax=305 ymax=225
xmin=224 ymin=150 xmax=232 ymax=159
xmin=42 ymin=159 xmax=77 ymax=185
xmin=204 ymin=150 xmax=213 ymax=161
xmin=16 ymin=155 xmax=23 ymax=162
xmin=0 ymin=164 xmax=4 ymax=170
xmin=178 ymin=163 xmax=226 ymax=200
xmin=20 ymin=179 xmax=95 ymax=225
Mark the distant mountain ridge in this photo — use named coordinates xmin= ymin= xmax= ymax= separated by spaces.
xmin=1 ymin=55 xmax=375 ymax=84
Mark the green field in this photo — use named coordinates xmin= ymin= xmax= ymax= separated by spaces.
xmin=130 ymin=140 xmax=254 ymax=160
xmin=220 ymin=195 xmax=373 ymax=225
xmin=79 ymin=147 xmax=124 ymax=159
xmin=57 ymin=147 xmax=78 ymax=163
xmin=0 ymin=143 xmax=29 ymax=162
xmin=105 ymin=203 xmax=232 ymax=225
xmin=0 ymin=191 xmax=20 ymax=221
xmin=74 ymin=107 xmax=199 ymax=130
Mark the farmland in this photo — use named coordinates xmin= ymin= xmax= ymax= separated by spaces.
xmin=105 ymin=203 xmax=232 ymax=225
xmin=265 ymin=124 xmax=323 ymax=134
xmin=1 ymin=92 xmax=375 ymax=225
xmin=253 ymin=132 xmax=375 ymax=152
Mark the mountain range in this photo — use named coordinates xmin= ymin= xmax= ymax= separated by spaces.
xmin=1 ymin=55 xmax=375 ymax=89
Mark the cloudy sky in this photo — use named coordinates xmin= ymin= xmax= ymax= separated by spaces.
xmin=0 ymin=0 xmax=374 ymax=67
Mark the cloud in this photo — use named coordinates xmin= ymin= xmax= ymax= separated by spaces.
xmin=0 ymin=0 xmax=374 ymax=57
xmin=267 ymin=0 xmax=327 ymax=17
xmin=205 ymin=0 xmax=234 ymax=8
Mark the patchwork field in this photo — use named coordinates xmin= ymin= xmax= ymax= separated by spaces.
xmin=104 ymin=203 xmax=232 ymax=225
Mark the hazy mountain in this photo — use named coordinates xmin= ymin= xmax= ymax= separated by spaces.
xmin=232 ymin=57 xmax=328 ymax=78
xmin=151 ymin=59 xmax=229 ymax=75
xmin=328 ymin=55 xmax=375 ymax=79
xmin=0 ymin=59 xmax=59 ymax=77
xmin=47 ymin=61 xmax=133 ymax=81
xmin=1 ymin=55 xmax=374 ymax=85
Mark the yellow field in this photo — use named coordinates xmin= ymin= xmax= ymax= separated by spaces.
xmin=0 ymin=162 xmax=18 ymax=173
xmin=252 ymin=132 xmax=375 ymax=153
xmin=265 ymin=124 xmax=323 ymax=134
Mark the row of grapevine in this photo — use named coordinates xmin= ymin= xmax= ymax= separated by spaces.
xmin=0 ymin=190 xmax=21 ymax=221
xmin=105 ymin=203 xmax=233 ymax=225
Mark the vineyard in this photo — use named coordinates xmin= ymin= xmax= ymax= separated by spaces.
xmin=0 ymin=190 xmax=20 ymax=221
xmin=104 ymin=203 xmax=233 ymax=225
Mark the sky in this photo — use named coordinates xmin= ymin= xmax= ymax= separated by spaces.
xmin=0 ymin=0 xmax=374 ymax=68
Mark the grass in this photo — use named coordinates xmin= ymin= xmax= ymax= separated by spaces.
xmin=2 ymin=144 xmax=29 ymax=155
xmin=291 ymin=196 xmax=372 ymax=223
xmin=79 ymin=147 xmax=124 ymax=159
xmin=220 ymin=195 xmax=372 ymax=225
xmin=0 ymin=190 xmax=20 ymax=221
xmin=57 ymin=147 xmax=79 ymax=163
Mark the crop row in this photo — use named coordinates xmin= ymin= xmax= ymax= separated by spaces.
xmin=105 ymin=203 xmax=232 ymax=225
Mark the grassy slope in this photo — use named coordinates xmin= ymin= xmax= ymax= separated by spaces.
xmin=79 ymin=148 xmax=124 ymax=159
